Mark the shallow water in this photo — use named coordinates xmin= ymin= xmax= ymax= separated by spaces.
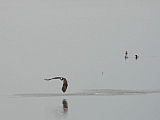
xmin=13 ymin=89 xmax=160 ymax=97
xmin=1 ymin=89 xmax=160 ymax=120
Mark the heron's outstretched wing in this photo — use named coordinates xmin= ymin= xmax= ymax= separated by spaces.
xmin=44 ymin=77 xmax=63 ymax=81
xmin=52 ymin=77 xmax=63 ymax=79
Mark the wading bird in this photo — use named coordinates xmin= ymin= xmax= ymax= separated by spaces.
xmin=135 ymin=55 xmax=139 ymax=60
xmin=124 ymin=51 xmax=129 ymax=60
xmin=125 ymin=51 xmax=128 ymax=56
xmin=44 ymin=77 xmax=68 ymax=93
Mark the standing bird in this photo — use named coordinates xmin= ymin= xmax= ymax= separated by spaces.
xmin=125 ymin=51 xmax=128 ymax=56
xmin=135 ymin=55 xmax=139 ymax=60
xmin=124 ymin=51 xmax=129 ymax=60
xmin=44 ymin=77 xmax=68 ymax=93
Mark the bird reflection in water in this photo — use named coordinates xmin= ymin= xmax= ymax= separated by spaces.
xmin=62 ymin=99 xmax=68 ymax=113
xmin=45 ymin=99 xmax=68 ymax=119
xmin=125 ymin=55 xmax=128 ymax=60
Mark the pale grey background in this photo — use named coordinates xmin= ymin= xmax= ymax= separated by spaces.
xmin=0 ymin=0 xmax=160 ymax=120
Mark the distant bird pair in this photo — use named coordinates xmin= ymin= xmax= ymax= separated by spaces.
xmin=44 ymin=77 xmax=68 ymax=93
xmin=125 ymin=51 xmax=139 ymax=60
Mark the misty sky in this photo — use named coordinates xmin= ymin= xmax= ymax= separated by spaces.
xmin=0 ymin=1 xmax=160 ymax=95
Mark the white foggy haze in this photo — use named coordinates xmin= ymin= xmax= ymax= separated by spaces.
xmin=0 ymin=1 xmax=160 ymax=120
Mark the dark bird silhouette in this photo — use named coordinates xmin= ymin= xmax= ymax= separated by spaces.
xmin=125 ymin=51 xmax=128 ymax=56
xmin=44 ymin=77 xmax=68 ymax=93
xmin=124 ymin=51 xmax=129 ymax=60
xmin=135 ymin=55 xmax=139 ymax=60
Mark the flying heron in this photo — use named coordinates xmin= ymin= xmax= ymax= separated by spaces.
xmin=44 ymin=77 xmax=68 ymax=92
